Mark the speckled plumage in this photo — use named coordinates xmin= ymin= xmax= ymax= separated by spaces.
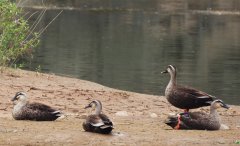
xmin=83 ymin=100 xmax=113 ymax=134
xmin=165 ymin=100 xmax=229 ymax=130
xmin=162 ymin=65 xmax=215 ymax=111
xmin=12 ymin=92 xmax=61 ymax=121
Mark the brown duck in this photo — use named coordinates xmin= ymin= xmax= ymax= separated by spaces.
xmin=162 ymin=65 xmax=216 ymax=112
xmin=164 ymin=99 xmax=229 ymax=130
xmin=83 ymin=100 xmax=113 ymax=134
xmin=11 ymin=92 xmax=61 ymax=121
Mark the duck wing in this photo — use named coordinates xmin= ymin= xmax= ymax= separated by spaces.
xmin=188 ymin=111 xmax=208 ymax=119
xmin=83 ymin=114 xmax=113 ymax=134
xmin=26 ymin=102 xmax=57 ymax=112
xmin=99 ymin=114 xmax=113 ymax=127
xmin=87 ymin=115 xmax=105 ymax=127
xmin=180 ymin=113 xmax=220 ymax=130
xmin=22 ymin=102 xmax=61 ymax=121
xmin=87 ymin=114 xmax=113 ymax=127
xmin=178 ymin=85 xmax=215 ymax=98
xmin=171 ymin=85 xmax=215 ymax=109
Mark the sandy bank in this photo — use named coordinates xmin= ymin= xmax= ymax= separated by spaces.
xmin=0 ymin=69 xmax=239 ymax=145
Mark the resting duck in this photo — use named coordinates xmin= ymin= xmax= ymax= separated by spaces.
xmin=11 ymin=91 xmax=61 ymax=121
xmin=83 ymin=100 xmax=113 ymax=134
xmin=164 ymin=99 xmax=229 ymax=130
xmin=162 ymin=65 xmax=216 ymax=112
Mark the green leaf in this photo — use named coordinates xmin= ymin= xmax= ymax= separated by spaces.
xmin=0 ymin=0 xmax=39 ymax=67
xmin=235 ymin=140 xmax=240 ymax=144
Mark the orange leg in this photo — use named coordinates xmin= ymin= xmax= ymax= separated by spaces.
xmin=174 ymin=114 xmax=181 ymax=130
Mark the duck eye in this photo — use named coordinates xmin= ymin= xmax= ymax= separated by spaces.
xmin=16 ymin=93 xmax=21 ymax=96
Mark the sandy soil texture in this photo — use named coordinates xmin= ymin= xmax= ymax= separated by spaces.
xmin=0 ymin=69 xmax=239 ymax=146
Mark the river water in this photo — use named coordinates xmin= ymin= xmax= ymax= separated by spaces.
xmin=25 ymin=1 xmax=240 ymax=104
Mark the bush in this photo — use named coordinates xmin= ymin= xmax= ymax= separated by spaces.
xmin=0 ymin=0 xmax=39 ymax=67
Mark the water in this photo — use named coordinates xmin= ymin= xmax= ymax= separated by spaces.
xmin=25 ymin=2 xmax=240 ymax=105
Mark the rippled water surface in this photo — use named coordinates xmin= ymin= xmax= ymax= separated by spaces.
xmin=26 ymin=1 xmax=240 ymax=104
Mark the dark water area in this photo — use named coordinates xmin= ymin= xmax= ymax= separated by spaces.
xmin=24 ymin=1 xmax=240 ymax=105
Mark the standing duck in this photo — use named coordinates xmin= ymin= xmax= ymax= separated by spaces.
xmin=162 ymin=65 xmax=216 ymax=112
xmin=83 ymin=100 xmax=113 ymax=134
xmin=164 ymin=99 xmax=229 ymax=130
xmin=11 ymin=91 xmax=61 ymax=121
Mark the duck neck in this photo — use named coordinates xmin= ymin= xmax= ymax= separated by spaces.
xmin=94 ymin=101 xmax=102 ymax=115
xmin=210 ymin=107 xmax=219 ymax=120
xmin=20 ymin=98 xmax=28 ymax=105
xmin=167 ymin=71 xmax=177 ymax=89
xmin=14 ymin=100 xmax=27 ymax=112
xmin=16 ymin=99 xmax=28 ymax=105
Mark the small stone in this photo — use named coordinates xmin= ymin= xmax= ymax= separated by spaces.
xmin=115 ymin=111 xmax=128 ymax=117
xmin=150 ymin=113 xmax=158 ymax=118
xmin=168 ymin=112 xmax=177 ymax=116
xmin=220 ymin=124 xmax=229 ymax=130
xmin=57 ymin=114 xmax=65 ymax=119
xmin=217 ymin=140 xmax=225 ymax=144
xmin=235 ymin=140 xmax=240 ymax=144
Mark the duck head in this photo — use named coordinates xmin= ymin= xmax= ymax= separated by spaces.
xmin=161 ymin=65 xmax=177 ymax=86
xmin=84 ymin=100 xmax=102 ymax=115
xmin=161 ymin=65 xmax=176 ymax=75
xmin=11 ymin=91 xmax=27 ymax=104
xmin=211 ymin=100 xmax=229 ymax=109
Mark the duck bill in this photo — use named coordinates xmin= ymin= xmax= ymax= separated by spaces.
xmin=161 ymin=70 xmax=168 ymax=74
xmin=222 ymin=103 xmax=230 ymax=109
xmin=11 ymin=96 xmax=17 ymax=102
xmin=11 ymin=96 xmax=18 ymax=105
xmin=84 ymin=105 xmax=92 ymax=109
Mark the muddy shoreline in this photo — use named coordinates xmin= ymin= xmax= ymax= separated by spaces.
xmin=0 ymin=69 xmax=239 ymax=145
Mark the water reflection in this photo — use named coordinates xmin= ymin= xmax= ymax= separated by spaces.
xmin=27 ymin=4 xmax=240 ymax=104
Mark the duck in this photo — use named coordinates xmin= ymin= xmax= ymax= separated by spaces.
xmin=83 ymin=100 xmax=113 ymax=134
xmin=164 ymin=99 xmax=229 ymax=130
xmin=11 ymin=91 xmax=61 ymax=121
xmin=161 ymin=65 xmax=216 ymax=112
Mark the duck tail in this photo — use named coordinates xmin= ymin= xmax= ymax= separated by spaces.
xmin=100 ymin=125 xmax=113 ymax=129
xmin=197 ymin=95 xmax=216 ymax=106
xmin=209 ymin=94 xmax=217 ymax=99
xmin=52 ymin=110 xmax=62 ymax=117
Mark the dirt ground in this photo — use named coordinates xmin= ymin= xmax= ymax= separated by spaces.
xmin=0 ymin=68 xmax=239 ymax=146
